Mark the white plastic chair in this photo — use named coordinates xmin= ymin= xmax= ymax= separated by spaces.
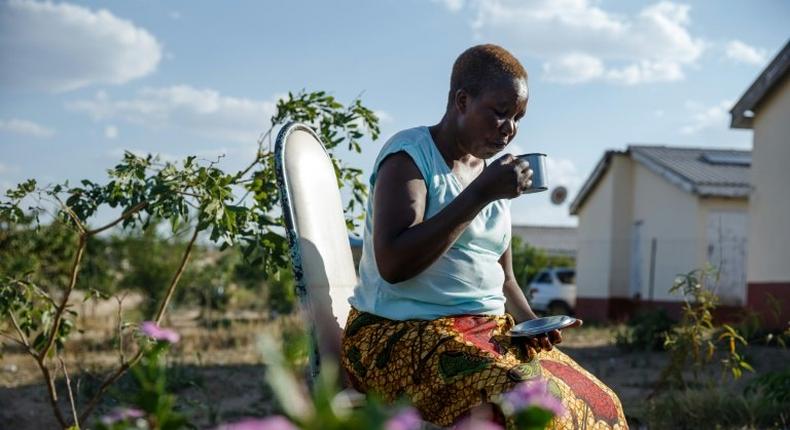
xmin=274 ymin=122 xmax=358 ymax=382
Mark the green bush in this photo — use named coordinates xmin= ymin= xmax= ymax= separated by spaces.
xmin=511 ymin=236 xmax=574 ymax=286
xmin=615 ymin=308 xmax=675 ymax=351
xmin=641 ymin=386 xmax=789 ymax=429
xmin=745 ymin=369 xmax=790 ymax=404
xmin=660 ymin=267 xmax=753 ymax=388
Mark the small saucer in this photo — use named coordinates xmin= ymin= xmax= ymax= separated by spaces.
xmin=509 ymin=315 xmax=577 ymax=337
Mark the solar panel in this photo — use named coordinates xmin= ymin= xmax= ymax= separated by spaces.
xmin=699 ymin=153 xmax=751 ymax=166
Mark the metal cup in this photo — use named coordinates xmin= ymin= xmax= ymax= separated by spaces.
xmin=517 ymin=153 xmax=548 ymax=194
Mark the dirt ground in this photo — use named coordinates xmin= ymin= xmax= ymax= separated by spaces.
xmin=2 ymin=311 xmax=788 ymax=429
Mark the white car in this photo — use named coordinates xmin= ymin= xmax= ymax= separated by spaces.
xmin=525 ymin=268 xmax=576 ymax=316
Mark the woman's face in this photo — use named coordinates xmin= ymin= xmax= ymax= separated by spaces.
xmin=455 ymin=77 xmax=528 ymax=159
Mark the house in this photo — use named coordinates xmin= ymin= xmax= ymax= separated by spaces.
xmin=730 ymin=40 xmax=790 ymax=328
xmin=511 ymin=225 xmax=577 ymax=260
xmin=569 ymin=145 xmax=751 ymax=321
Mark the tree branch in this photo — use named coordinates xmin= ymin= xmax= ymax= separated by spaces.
xmin=59 ymin=356 xmax=80 ymax=429
xmin=38 ymin=359 xmax=68 ymax=427
xmin=86 ymin=201 xmax=148 ymax=236
xmin=234 ymin=126 xmax=275 ymax=180
xmin=77 ymin=351 xmax=140 ymax=425
xmin=78 ymin=225 xmax=201 ymax=423
xmin=38 ymin=234 xmax=86 ymax=362
xmin=52 ymin=195 xmax=86 ymax=235
xmin=6 ymin=310 xmax=67 ymax=426
xmin=115 ymin=293 xmax=128 ymax=366
xmin=155 ymin=226 xmax=200 ymax=324
xmin=7 ymin=310 xmax=32 ymax=350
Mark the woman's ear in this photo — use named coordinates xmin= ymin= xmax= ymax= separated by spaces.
xmin=453 ymin=89 xmax=469 ymax=115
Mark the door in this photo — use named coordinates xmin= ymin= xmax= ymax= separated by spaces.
xmin=706 ymin=211 xmax=748 ymax=305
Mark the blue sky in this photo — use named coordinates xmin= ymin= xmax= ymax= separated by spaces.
xmin=1 ymin=0 xmax=788 ymax=228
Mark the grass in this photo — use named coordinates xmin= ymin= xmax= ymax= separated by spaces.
xmin=637 ymin=385 xmax=789 ymax=429
xmin=2 ymin=302 xmax=788 ymax=429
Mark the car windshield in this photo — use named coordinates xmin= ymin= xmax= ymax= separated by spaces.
xmin=556 ymin=270 xmax=575 ymax=285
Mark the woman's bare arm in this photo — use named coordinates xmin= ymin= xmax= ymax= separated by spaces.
xmin=373 ymin=152 xmax=489 ymax=283
xmin=499 ymin=243 xmax=538 ymax=323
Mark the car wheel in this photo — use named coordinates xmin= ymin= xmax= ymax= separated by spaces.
xmin=547 ymin=301 xmax=572 ymax=316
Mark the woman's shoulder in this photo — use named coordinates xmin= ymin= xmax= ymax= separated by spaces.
xmin=371 ymin=126 xmax=434 ymax=186
xmin=376 ymin=127 xmax=433 ymax=165
xmin=382 ymin=126 xmax=431 ymax=151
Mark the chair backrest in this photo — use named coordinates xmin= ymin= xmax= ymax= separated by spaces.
xmin=274 ymin=122 xmax=358 ymax=379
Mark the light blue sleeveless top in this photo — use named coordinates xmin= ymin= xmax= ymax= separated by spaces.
xmin=349 ymin=126 xmax=511 ymax=320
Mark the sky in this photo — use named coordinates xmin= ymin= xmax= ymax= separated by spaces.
xmin=1 ymin=0 xmax=788 ymax=229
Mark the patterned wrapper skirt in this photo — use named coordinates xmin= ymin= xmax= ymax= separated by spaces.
xmin=341 ymin=307 xmax=627 ymax=429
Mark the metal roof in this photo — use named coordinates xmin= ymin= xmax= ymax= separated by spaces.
xmin=630 ymin=145 xmax=752 ymax=197
xmin=570 ymin=145 xmax=751 ymax=215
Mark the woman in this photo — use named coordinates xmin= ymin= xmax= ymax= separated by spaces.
xmin=342 ymin=44 xmax=626 ymax=429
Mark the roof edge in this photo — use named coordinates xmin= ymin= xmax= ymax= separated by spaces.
xmin=730 ymin=40 xmax=790 ymax=129
xmin=569 ymin=150 xmax=625 ymax=215
xmin=630 ymin=148 xmax=697 ymax=195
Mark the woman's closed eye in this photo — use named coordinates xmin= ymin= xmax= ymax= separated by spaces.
xmin=492 ymin=107 xmax=507 ymax=118
xmin=493 ymin=108 xmax=524 ymax=124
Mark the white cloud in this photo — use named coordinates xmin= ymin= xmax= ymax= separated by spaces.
xmin=375 ymin=110 xmax=394 ymax=123
xmin=104 ymin=125 xmax=119 ymax=139
xmin=680 ymin=99 xmax=732 ymax=135
xmin=68 ymin=85 xmax=278 ymax=143
xmin=725 ymin=40 xmax=768 ymax=66
xmin=545 ymin=156 xmax=583 ymax=189
xmin=0 ymin=0 xmax=162 ymax=92
xmin=542 ymin=53 xmax=604 ymax=84
xmin=462 ymin=0 xmax=705 ymax=85
xmin=432 ymin=0 xmax=464 ymax=12
xmin=0 ymin=118 xmax=55 ymax=138
xmin=510 ymin=155 xmax=582 ymax=226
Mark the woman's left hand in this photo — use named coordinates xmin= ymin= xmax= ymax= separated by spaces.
xmin=521 ymin=319 xmax=583 ymax=355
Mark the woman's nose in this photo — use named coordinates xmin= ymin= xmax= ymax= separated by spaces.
xmin=500 ymin=118 xmax=516 ymax=136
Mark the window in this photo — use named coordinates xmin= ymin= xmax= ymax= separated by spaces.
xmin=534 ymin=272 xmax=552 ymax=284
xmin=557 ymin=270 xmax=576 ymax=285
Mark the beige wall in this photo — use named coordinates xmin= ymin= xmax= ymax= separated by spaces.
xmin=631 ymin=163 xmax=701 ymax=302
xmin=576 ymin=157 xmax=618 ymax=299
xmin=748 ymin=76 xmax=790 ymax=283
xmin=608 ymin=156 xmax=635 ymax=297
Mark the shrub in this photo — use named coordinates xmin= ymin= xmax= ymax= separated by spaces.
xmin=659 ymin=266 xmax=753 ymax=389
xmin=745 ymin=369 xmax=790 ymax=404
xmin=615 ymin=308 xmax=675 ymax=351
xmin=511 ymin=236 xmax=574 ymax=286
xmin=641 ymin=386 xmax=789 ymax=430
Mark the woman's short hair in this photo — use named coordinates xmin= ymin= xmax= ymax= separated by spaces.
xmin=448 ymin=44 xmax=527 ymax=105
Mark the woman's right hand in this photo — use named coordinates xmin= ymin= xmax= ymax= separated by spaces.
xmin=470 ymin=154 xmax=533 ymax=202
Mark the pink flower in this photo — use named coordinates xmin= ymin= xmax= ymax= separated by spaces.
xmin=100 ymin=407 xmax=145 ymax=425
xmin=213 ymin=416 xmax=298 ymax=430
xmin=501 ymin=379 xmax=566 ymax=417
xmin=453 ymin=416 xmax=504 ymax=430
xmin=385 ymin=407 xmax=422 ymax=430
xmin=140 ymin=321 xmax=180 ymax=343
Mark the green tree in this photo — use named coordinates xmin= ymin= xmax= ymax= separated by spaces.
xmin=510 ymin=236 xmax=574 ymax=286
xmin=0 ymin=90 xmax=380 ymax=429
